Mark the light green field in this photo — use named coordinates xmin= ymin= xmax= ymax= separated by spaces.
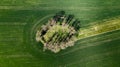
xmin=0 ymin=0 xmax=120 ymax=67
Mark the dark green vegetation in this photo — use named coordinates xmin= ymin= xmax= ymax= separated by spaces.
xmin=0 ymin=0 xmax=120 ymax=67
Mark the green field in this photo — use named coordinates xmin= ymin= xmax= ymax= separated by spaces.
xmin=0 ymin=0 xmax=120 ymax=67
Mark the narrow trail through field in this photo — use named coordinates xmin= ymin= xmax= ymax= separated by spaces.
xmin=78 ymin=16 xmax=120 ymax=40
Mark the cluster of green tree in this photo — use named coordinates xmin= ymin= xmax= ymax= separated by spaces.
xmin=53 ymin=11 xmax=81 ymax=31
xmin=39 ymin=11 xmax=81 ymax=45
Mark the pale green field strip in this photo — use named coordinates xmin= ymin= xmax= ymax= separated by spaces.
xmin=0 ymin=6 xmax=120 ymax=10
xmin=0 ymin=0 xmax=119 ymax=7
xmin=0 ymin=22 xmax=27 ymax=25
xmin=0 ymin=54 xmax=33 ymax=58
xmin=78 ymin=16 xmax=120 ymax=40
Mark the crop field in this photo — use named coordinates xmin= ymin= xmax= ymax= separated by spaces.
xmin=0 ymin=0 xmax=120 ymax=67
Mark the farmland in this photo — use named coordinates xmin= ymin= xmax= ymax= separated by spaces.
xmin=0 ymin=0 xmax=120 ymax=67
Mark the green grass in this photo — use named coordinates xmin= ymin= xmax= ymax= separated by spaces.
xmin=0 ymin=0 xmax=120 ymax=67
